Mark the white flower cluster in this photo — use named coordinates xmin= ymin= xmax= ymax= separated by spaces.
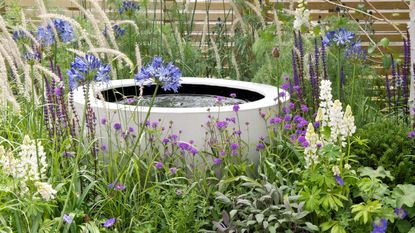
xmin=304 ymin=80 xmax=356 ymax=168
xmin=315 ymin=80 xmax=356 ymax=147
xmin=293 ymin=0 xmax=310 ymax=31
xmin=304 ymin=123 xmax=320 ymax=168
xmin=0 ymin=135 xmax=56 ymax=201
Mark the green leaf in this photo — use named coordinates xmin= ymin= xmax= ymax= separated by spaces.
xmin=331 ymin=224 xmax=346 ymax=233
xmin=396 ymin=220 xmax=412 ymax=233
xmin=351 ymin=200 xmax=382 ymax=223
xmin=382 ymin=56 xmax=392 ymax=70
xmin=320 ymin=220 xmax=337 ymax=232
xmin=378 ymin=37 xmax=390 ymax=48
xmin=367 ymin=45 xmax=376 ymax=54
xmin=255 ymin=213 xmax=264 ymax=223
xmin=358 ymin=166 xmax=394 ymax=180
xmin=392 ymin=184 xmax=415 ymax=208
xmin=304 ymin=222 xmax=319 ymax=232
xmin=408 ymin=227 xmax=415 ymax=233
xmin=215 ymin=192 xmax=231 ymax=205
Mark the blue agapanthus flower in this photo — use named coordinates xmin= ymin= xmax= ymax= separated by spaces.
xmin=134 ymin=56 xmax=182 ymax=92
xmin=67 ymin=54 xmax=111 ymax=90
xmin=52 ymin=19 xmax=75 ymax=43
xmin=103 ymin=25 xmax=125 ymax=39
xmin=119 ymin=0 xmax=140 ymax=15
xmin=12 ymin=30 xmax=27 ymax=41
xmin=37 ymin=25 xmax=55 ymax=46
xmin=345 ymin=41 xmax=366 ymax=61
xmin=24 ymin=50 xmax=41 ymax=63
xmin=371 ymin=218 xmax=387 ymax=233
xmin=323 ymin=28 xmax=354 ymax=47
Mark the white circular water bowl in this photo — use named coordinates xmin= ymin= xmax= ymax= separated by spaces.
xmin=72 ymin=77 xmax=289 ymax=160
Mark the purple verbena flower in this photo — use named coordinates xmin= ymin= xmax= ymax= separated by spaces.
xmin=113 ymin=122 xmax=121 ymax=131
xmin=155 ymin=161 xmax=163 ymax=169
xmin=233 ymin=104 xmax=240 ymax=112
xmin=408 ymin=130 xmax=415 ymax=139
xmin=216 ymin=121 xmax=228 ymax=130
xmin=169 ymin=167 xmax=177 ymax=174
xmin=213 ymin=157 xmax=222 ymax=165
xmin=256 ymin=143 xmax=265 ymax=151
xmin=230 ymin=93 xmax=236 ymax=98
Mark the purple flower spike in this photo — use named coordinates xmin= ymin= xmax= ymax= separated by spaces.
xmin=155 ymin=161 xmax=163 ymax=170
xmin=394 ymin=208 xmax=408 ymax=220
xmin=300 ymin=104 xmax=308 ymax=113
xmin=408 ymin=130 xmax=415 ymax=139
xmin=103 ymin=218 xmax=116 ymax=228
xmin=334 ymin=175 xmax=344 ymax=186
xmin=63 ymin=214 xmax=73 ymax=224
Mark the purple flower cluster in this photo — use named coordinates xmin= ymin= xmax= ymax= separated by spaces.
xmin=178 ymin=142 xmax=198 ymax=155
xmin=134 ymin=56 xmax=182 ymax=92
xmin=67 ymin=54 xmax=111 ymax=90
xmin=103 ymin=218 xmax=116 ymax=228
xmin=323 ymin=28 xmax=354 ymax=47
xmin=108 ymin=182 xmax=126 ymax=191
xmin=37 ymin=24 xmax=54 ymax=46
xmin=52 ymin=19 xmax=75 ymax=43
xmin=119 ymin=0 xmax=140 ymax=15
xmin=394 ymin=207 xmax=408 ymax=220
xmin=371 ymin=218 xmax=387 ymax=233
xmin=104 ymin=25 xmax=125 ymax=39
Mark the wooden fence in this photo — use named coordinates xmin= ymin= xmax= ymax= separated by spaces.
xmin=3 ymin=0 xmax=409 ymax=53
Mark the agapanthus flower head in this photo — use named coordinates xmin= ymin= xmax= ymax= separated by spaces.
xmin=371 ymin=218 xmax=387 ymax=233
xmin=52 ymin=19 xmax=75 ymax=43
xmin=67 ymin=54 xmax=111 ymax=90
xmin=24 ymin=50 xmax=41 ymax=63
xmin=12 ymin=29 xmax=27 ymax=41
xmin=103 ymin=218 xmax=116 ymax=228
xmin=323 ymin=28 xmax=354 ymax=47
xmin=104 ymin=25 xmax=125 ymax=39
xmin=37 ymin=24 xmax=55 ymax=46
xmin=134 ymin=56 xmax=182 ymax=92
xmin=119 ymin=0 xmax=140 ymax=16
xmin=345 ymin=41 xmax=366 ymax=61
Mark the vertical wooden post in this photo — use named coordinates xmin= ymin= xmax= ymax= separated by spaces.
xmin=409 ymin=1 xmax=415 ymax=123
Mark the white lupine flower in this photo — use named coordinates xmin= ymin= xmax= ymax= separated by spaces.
xmin=35 ymin=182 xmax=57 ymax=201
xmin=318 ymin=80 xmax=333 ymax=127
xmin=342 ymin=105 xmax=356 ymax=137
xmin=304 ymin=123 xmax=320 ymax=168
xmin=293 ymin=9 xmax=310 ymax=30
xmin=329 ymin=100 xmax=345 ymax=145
xmin=332 ymin=165 xmax=340 ymax=176
xmin=0 ymin=146 xmax=22 ymax=178
xmin=19 ymin=135 xmax=48 ymax=181
xmin=344 ymin=163 xmax=351 ymax=170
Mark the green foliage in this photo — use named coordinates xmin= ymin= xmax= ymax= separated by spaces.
xmin=352 ymin=118 xmax=415 ymax=184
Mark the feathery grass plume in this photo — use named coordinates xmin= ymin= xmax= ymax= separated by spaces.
xmin=69 ymin=0 xmax=108 ymax=48
xmin=36 ymin=0 xmax=48 ymax=24
xmin=89 ymin=48 xmax=135 ymax=71
xmin=66 ymin=48 xmax=86 ymax=57
xmin=231 ymin=51 xmax=241 ymax=80
xmin=162 ymin=32 xmax=173 ymax=57
xmin=87 ymin=0 xmax=119 ymax=50
xmin=0 ymin=43 xmax=20 ymax=87
xmin=229 ymin=0 xmax=247 ymax=33
xmin=34 ymin=65 xmax=61 ymax=84
xmin=244 ymin=1 xmax=266 ymax=28
xmin=0 ymin=52 xmax=20 ymax=112
xmin=114 ymin=20 xmax=139 ymax=32
xmin=200 ymin=15 xmax=208 ymax=46
xmin=21 ymin=10 xmax=27 ymax=29
xmin=134 ymin=43 xmax=142 ymax=69
xmin=39 ymin=14 xmax=97 ymax=56
xmin=174 ymin=26 xmax=185 ymax=62
xmin=210 ymin=36 xmax=222 ymax=77
xmin=273 ymin=10 xmax=282 ymax=43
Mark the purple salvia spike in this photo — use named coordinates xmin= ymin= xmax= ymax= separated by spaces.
xmin=391 ymin=55 xmax=397 ymax=106
xmin=308 ymin=54 xmax=318 ymax=109
xmin=292 ymin=49 xmax=302 ymax=102
xmin=385 ymin=73 xmax=392 ymax=111
xmin=321 ymin=38 xmax=328 ymax=80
